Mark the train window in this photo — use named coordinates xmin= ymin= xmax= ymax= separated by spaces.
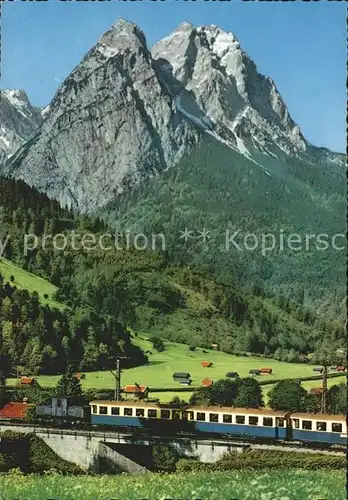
xmin=302 ymin=420 xmax=312 ymax=430
xmin=161 ymin=410 xmax=171 ymax=419
xmin=316 ymin=422 xmax=327 ymax=431
xmin=292 ymin=419 xmax=299 ymax=429
xmin=136 ymin=408 xmax=145 ymax=417
xmin=99 ymin=406 xmax=108 ymax=415
xmin=276 ymin=417 xmax=284 ymax=428
xmin=124 ymin=408 xmax=133 ymax=417
xmin=92 ymin=405 xmax=97 ymax=414
xmin=263 ymin=417 xmax=273 ymax=427
xmin=148 ymin=409 xmax=157 ymax=418
xmin=209 ymin=413 xmax=219 ymax=423
xmin=236 ymin=415 xmax=245 ymax=424
xmin=172 ymin=410 xmax=181 ymax=420
xmin=332 ymin=423 xmax=343 ymax=433
xmin=111 ymin=407 xmax=120 ymax=416
xmin=196 ymin=412 xmax=206 ymax=421
xmin=249 ymin=416 xmax=259 ymax=426
xmin=223 ymin=414 xmax=232 ymax=423
xmin=183 ymin=411 xmax=194 ymax=420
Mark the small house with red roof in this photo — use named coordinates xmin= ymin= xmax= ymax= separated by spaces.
xmin=74 ymin=373 xmax=86 ymax=380
xmin=122 ymin=384 xmax=149 ymax=399
xmin=201 ymin=378 xmax=213 ymax=388
xmin=336 ymin=366 xmax=346 ymax=372
xmin=0 ymin=402 xmax=32 ymax=420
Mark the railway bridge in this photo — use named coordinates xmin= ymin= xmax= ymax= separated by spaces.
xmin=0 ymin=423 xmax=246 ymax=472
xmin=0 ymin=423 xmax=343 ymax=473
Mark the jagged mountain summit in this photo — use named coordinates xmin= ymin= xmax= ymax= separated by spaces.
xmin=0 ymin=90 xmax=42 ymax=164
xmin=152 ymin=22 xmax=306 ymax=160
xmin=2 ymin=19 xmax=344 ymax=212
xmin=3 ymin=20 xmax=200 ymax=211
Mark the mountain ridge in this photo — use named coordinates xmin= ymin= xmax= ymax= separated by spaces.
xmin=2 ymin=19 xmax=344 ymax=213
xmin=0 ymin=20 xmax=344 ymax=316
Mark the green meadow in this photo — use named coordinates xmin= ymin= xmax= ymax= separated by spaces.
xmin=0 ymin=470 xmax=345 ymax=500
xmin=0 ymin=258 xmax=65 ymax=311
xmin=8 ymin=334 xmax=345 ymax=403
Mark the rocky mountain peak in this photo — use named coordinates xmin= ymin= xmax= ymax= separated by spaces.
xmin=152 ymin=23 xmax=307 ymax=158
xmin=98 ymin=18 xmax=147 ymax=56
xmin=3 ymin=19 xmax=200 ymax=211
xmin=1 ymin=20 xmax=342 ymax=214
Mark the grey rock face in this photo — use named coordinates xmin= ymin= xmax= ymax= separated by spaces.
xmin=152 ymin=23 xmax=308 ymax=158
xmin=4 ymin=20 xmax=200 ymax=211
xmin=0 ymin=90 xmax=42 ymax=164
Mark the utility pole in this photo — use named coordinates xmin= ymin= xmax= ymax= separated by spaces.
xmin=109 ymin=356 xmax=129 ymax=401
xmin=321 ymin=364 xmax=328 ymax=414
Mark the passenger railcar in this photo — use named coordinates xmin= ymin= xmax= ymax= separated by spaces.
xmin=290 ymin=412 xmax=347 ymax=446
xmin=182 ymin=406 xmax=289 ymax=440
xmin=90 ymin=401 xmax=289 ymax=439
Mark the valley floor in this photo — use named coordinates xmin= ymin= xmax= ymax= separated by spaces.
xmin=7 ymin=335 xmax=345 ymax=404
xmin=0 ymin=470 xmax=345 ymax=500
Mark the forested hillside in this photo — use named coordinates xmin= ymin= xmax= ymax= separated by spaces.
xmin=0 ymin=176 xmax=345 ymax=379
xmin=103 ymin=137 xmax=346 ymax=321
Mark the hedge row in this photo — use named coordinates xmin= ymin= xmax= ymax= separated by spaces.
xmin=176 ymin=449 xmax=346 ymax=472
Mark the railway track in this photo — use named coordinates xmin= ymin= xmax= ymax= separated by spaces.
xmin=0 ymin=420 xmax=345 ymax=455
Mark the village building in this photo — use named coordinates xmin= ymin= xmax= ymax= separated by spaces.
xmin=122 ymin=385 xmax=149 ymax=399
xmin=0 ymin=401 xmax=32 ymax=420
xmin=36 ymin=397 xmax=87 ymax=418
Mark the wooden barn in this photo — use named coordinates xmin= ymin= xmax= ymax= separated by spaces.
xmin=74 ymin=373 xmax=86 ymax=380
xmin=249 ymin=369 xmax=261 ymax=376
xmin=173 ymin=372 xmax=192 ymax=385
xmin=226 ymin=372 xmax=239 ymax=378
xmin=201 ymin=378 xmax=213 ymax=388
xmin=259 ymin=368 xmax=272 ymax=374
xmin=201 ymin=361 xmax=213 ymax=368
xmin=18 ymin=376 xmax=39 ymax=387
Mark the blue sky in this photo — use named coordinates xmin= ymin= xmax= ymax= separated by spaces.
xmin=2 ymin=1 xmax=345 ymax=153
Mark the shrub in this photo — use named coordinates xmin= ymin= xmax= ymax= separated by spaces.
xmin=176 ymin=458 xmax=204 ymax=472
xmin=211 ymin=450 xmax=345 ymax=471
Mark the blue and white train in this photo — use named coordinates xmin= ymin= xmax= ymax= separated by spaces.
xmin=89 ymin=400 xmax=347 ymax=447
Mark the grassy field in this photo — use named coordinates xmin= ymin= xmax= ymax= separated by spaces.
xmin=0 ymin=258 xmax=65 ymax=311
xmin=7 ymin=334 xmax=345 ymax=403
xmin=0 ymin=470 xmax=346 ymax=500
